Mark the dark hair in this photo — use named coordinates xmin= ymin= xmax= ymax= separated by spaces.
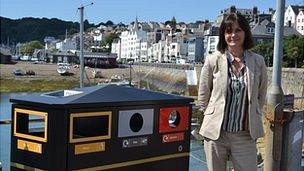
xmin=217 ymin=13 xmax=254 ymax=53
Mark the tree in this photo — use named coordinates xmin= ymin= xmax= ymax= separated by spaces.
xmin=252 ymin=41 xmax=274 ymax=67
xmin=20 ymin=40 xmax=43 ymax=55
xmin=68 ymin=28 xmax=78 ymax=35
xmin=1 ymin=17 xmax=96 ymax=43
xmin=283 ymin=35 xmax=304 ymax=68
xmin=100 ymin=32 xmax=120 ymax=52
xmin=105 ymin=20 xmax=114 ymax=26
xmin=85 ymin=27 xmax=95 ymax=32
xmin=171 ymin=16 xmax=177 ymax=28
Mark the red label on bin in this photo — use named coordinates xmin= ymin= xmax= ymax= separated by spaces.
xmin=159 ymin=106 xmax=189 ymax=133
xmin=162 ymin=132 xmax=184 ymax=143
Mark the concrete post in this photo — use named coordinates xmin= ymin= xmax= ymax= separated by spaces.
xmin=280 ymin=110 xmax=304 ymax=171
xmin=79 ymin=5 xmax=84 ymax=88
xmin=264 ymin=0 xmax=285 ymax=171
xmin=129 ymin=62 xmax=132 ymax=87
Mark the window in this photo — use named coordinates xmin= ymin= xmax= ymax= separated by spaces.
xmin=267 ymin=27 xmax=274 ymax=33
xmin=210 ymin=37 xmax=215 ymax=43
xmin=210 ymin=45 xmax=215 ymax=52
xmin=14 ymin=108 xmax=48 ymax=142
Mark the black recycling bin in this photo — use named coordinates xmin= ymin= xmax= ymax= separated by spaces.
xmin=10 ymin=84 xmax=194 ymax=171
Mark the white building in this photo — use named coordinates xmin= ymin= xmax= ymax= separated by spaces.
xmin=273 ymin=5 xmax=304 ymax=35
xmin=44 ymin=36 xmax=59 ymax=50
xmin=119 ymin=17 xmax=148 ymax=62
xmin=90 ymin=29 xmax=104 ymax=42
xmin=204 ymin=36 xmax=219 ymax=58
xmin=111 ymin=39 xmax=121 ymax=61
xmin=56 ymin=38 xmax=77 ymax=52
xmin=164 ymin=34 xmax=188 ymax=63
xmin=296 ymin=8 xmax=304 ymax=35
xmin=284 ymin=5 xmax=299 ymax=27
xmin=203 ymin=26 xmax=219 ymax=59
xmin=147 ymin=40 xmax=165 ymax=62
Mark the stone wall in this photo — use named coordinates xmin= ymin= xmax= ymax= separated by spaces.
xmin=133 ymin=65 xmax=186 ymax=94
xmin=269 ymin=68 xmax=304 ymax=97
xmin=134 ymin=65 xmax=304 ymax=97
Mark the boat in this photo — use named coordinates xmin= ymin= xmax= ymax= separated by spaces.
xmin=98 ymin=75 xmax=132 ymax=87
xmin=12 ymin=68 xmax=25 ymax=76
xmin=57 ymin=62 xmax=71 ymax=75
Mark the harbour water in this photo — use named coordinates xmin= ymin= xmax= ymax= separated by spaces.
xmin=0 ymin=93 xmax=208 ymax=171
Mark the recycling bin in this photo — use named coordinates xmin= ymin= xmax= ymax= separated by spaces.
xmin=10 ymin=84 xmax=193 ymax=171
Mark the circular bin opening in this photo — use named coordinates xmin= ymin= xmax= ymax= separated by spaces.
xmin=168 ymin=110 xmax=181 ymax=128
xmin=129 ymin=113 xmax=144 ymax=132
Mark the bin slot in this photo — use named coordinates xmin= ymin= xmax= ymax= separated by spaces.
xmin=14 ymin=108 xmax=48 ymax=142
xmin=73 ymin=116 xmax=109 ymax=139
xmin=70 ymin=111 xmax=112 ymax=143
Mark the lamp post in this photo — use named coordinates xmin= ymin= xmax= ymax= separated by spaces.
xmin=264 ymin=0 xmax=285 ymax=170
xmin=78 ymin=2 xmax=93 ymax=88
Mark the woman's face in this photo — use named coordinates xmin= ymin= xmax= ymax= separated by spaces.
xmin=224 ymin=21 xmax=245 ymax=51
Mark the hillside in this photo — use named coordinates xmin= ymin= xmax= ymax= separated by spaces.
xmin=0 ymin=16 xmax=96 ymax=43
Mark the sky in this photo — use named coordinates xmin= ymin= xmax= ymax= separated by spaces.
xmin=1 ymin=0 xmax=303 ymax=24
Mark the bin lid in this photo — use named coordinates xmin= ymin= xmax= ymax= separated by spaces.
xmin=10 ymin=84 xmax=194 ymax=108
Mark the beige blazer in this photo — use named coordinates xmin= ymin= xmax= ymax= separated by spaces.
xmin=198 ymin=51 xmax=268 ymax=140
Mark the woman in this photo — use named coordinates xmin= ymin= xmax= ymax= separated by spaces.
xmin=198 ymin=13 xmax=267 ymax=171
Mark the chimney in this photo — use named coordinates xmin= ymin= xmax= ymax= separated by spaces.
xmin=253 ymin=6 xmax=258 ymax=15
xmin=230 ymin=6 xmax=236 ymax=13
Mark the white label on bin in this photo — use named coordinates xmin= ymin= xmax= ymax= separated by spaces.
xmin=122 ymin=137 xmax=148 ymax=148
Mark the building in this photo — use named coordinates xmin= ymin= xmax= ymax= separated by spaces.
xmin=203 ymin=26 xmax=219 ymax=59
xmin=296 ymin=8 xmax=304 ymax=35
xmin=111 ymin=39 xmax=121 ymax=61
xmin=147 ymin=28 xmax=168 ymax=44
xmin=44 ymin=36 xmax=59 ymax=50
xmin=51 ymin=52 xmax=117 ymax=68
xmin=147 ymin=40 xmax=166 ymax=62
xmin=0 ymin=46 xmax=12 ymax=64
xmin=251 ymin=19 xmax=275 ymax=44
xmin=56 ymin=38 xmax=77 ymax=52
xmin=216 ymin=6 xmax=259 ymax=25
xmin=117 ymin=17 xmax=148 ymax=63
xmin=251 ymin=18 xmax=301 ymax=44
xmin=187 ymin=37 xmax=204 ymax=62
xmin=273 ymin=5 xmax=304 ymax=35
xmin=88 ymin=28 xmax=105 ymax=51
xmin=284 ymin=5 xmax=303 ymax=27
xmin=164 ymin=32 xmax=188 ymax=63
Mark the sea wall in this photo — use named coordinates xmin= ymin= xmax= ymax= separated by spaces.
xmin=134 ymin=65 xmax=304 ymax=97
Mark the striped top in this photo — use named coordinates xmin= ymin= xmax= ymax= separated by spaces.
xmin=222 ymin=51 xmax=249 ymax=132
